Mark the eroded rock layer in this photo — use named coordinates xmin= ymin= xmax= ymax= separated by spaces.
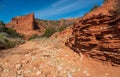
xmin=66 ymin=0 xmax=120 ymax=65
xmin=6 ymin=13 xmax=42 ymax=39
xmin=6 ymin=13 xmax=36 ymax=32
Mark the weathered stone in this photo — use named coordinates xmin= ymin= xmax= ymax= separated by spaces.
xmin=66 ymin=0 xmax=120 ymax=65
xmin=16 ymin=64 xmax=22 ymax=69
xmin=0 ymin=66 xmax=3 ymax=73
xmin=6 ymin=13 xmax=40 ymax=39
xmin=36 ymin=70 xmax=42 ymax=75
xmin=6 ymin=13 xmax=35 ymax=32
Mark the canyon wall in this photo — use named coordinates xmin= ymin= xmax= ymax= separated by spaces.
xmin=66 ymin=0 xmax=120 ymax=65
xmin=6 ymin=13 xmax=35 ymax=32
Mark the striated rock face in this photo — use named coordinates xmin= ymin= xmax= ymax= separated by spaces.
xmin=6 ymin=13 xmax=37 ymax=32
xmin=6 ymin=13 xmax=41 ymax=39
xmin=66 ymin=0 xmax=120 ymax=65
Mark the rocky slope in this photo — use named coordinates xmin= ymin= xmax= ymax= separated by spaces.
xmin=0 ymin=0 xmax=120 ymax=76
xmin=66 ymin=0 xmax=120 ymax=65
xmin=0 ymin=36 xmax=120 ymax=77
xmin=6 ymin=13 xmax=77 ymax=40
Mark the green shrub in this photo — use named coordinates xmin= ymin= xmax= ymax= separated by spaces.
xmin=58 ymin=26 xmax=67 ymax=32
xmin=28 ymin=34 xmax=39 ymax=40
xmin=0 ymin=21 xmax=6 ymax=32
xmin=43 ymin=26 xmax=57 ymax=38
xmin=4 ymin=40 xmax=16 ymax=49
xmin=108 ymin=0 xmax=120 ymax=15
xmin=0 ymin=34 xmax=16 ymax=49
xmin=5 ymin=28 xmax=23 ymax=37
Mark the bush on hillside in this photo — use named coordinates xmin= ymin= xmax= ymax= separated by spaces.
xmin=42 ymin=25 xmax=68 ymax=38
xmin=0 ymin=21 xmax=6 ymax=32
xmin=0 ymin=20 xmax=24 ymax=50
xmin=28 ymin=34 xmax=40 ymax=40
xmin=42 ymin=26 xmax=57 ymax=38
xmin=5 ymin=28 xmax=23 ymax=37
xmin=0 ymin=34 xmax=16 ymax=49
xmin=58 ymin=26 xmax=67 ymax=32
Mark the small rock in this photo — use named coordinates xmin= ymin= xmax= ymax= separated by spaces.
xmin=33 ymin=67 xmax=37 ymax=70
xmin=36 ymin=70 xmax=42 ymax=75
xmin=65 ymin=54 xmax=68 ymax=57
xmin=77 ymin=68 xmax=80 ymax=72
xmin=71 ymin=68 xmax=76 ymax=73
xmin=105 ymin=73 xmax=109 ymax=76
xmin=24 ymin=54 xmax=29 ymax=56
xmin=86 ymin=73 xmax=90 ymax=76
xmin=5 ymin=62 xmax=8 ymax=65
xmin=57 ymin=66 xmax=62 ymax=71
xmin=16 ymin=64 xmax=22 ymax=69
xmin=31 ymin=56 xmax=36 ymax=61
xmin=17 ymin=70 xmax=23 ymax=75
xmin=67 ymin=71 xmax=72 ymax=77
xmin=24 ymin=70 xmax=32 ymax=73
xmin=0 ymin=66 xmax=3 ymax=73
xmin=63 ymin=70 xmax=66 ymax=73
xmin=17 ymin=75 xmax=23 ymax=77
xmin=83 ymin=70 xmax=87 ymax=74
xmin=3 ymin=68 xmax=9 ymax=73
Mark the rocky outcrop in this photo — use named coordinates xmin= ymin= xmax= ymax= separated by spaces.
xmin=6 ymin=13 xmax=41 ymax=39
xmin=66 ymin=0 xmax=120 ymax=65
xmin=6 ymin=13 xmax=37 ymax=32
xmin=6 ymin=13 xmax=77 ymax=40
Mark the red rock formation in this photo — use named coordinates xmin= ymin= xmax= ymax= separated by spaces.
xmin=6 ymin=13 xmax=35 ymax=32
xmin=6 ymin=13 xmax=41 ymax=39
xmin=66 ymin=0 xmax=120 ymax=65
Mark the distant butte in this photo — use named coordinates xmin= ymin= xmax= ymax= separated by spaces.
xmin=6 ymin=13 xmax=41 ymax=39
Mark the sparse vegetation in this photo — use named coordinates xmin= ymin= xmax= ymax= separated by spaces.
xmin=28 ymin=34 xmax=40 ymax=40
xmin=0 ymin=34 xmax=16 ymax=49
xmin=58 ymin=26 xmax=67 ymax=32
xmin=42 ymin=25 xmax=67 ymax=38
xmin=115 ymin=0 xmax=120 ymax=15
xmin=0 ymin=20 xmax=24 ymax=50
xmin=108 ymin=0 xmax=120 ymax=15
xmin=42 ymin=26 xmax=57 ymax=38
xmin=5 ymin=28 xmax=23 ymax=37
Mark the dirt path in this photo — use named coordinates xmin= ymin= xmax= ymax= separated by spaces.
xmin=0 ymin=38 xmax=120 ymax=77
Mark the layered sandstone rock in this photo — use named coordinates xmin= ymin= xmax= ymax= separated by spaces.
xmin=6 ymin=13 xmax=41 ymax=39
xmin=6 ymin=13 xmax=36 ymax=32
xmin=66 ymin=0 xmax=120 ymax=65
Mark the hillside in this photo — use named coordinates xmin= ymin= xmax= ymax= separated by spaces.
xmin=66 ymin=0 xmax=120 ymax=65
xmin=0 ymin=0 xmax=120 ymax=77
xmin=6 ymin=14 xmax=77 ymax=40
xmin=0 ymin=21 xmax=24 ymax=50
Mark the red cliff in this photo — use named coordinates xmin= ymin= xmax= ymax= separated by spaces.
xmin=66 ymin=0 xmax=120 ymax=65
xmin=6 ymin=13 xmax=41 ymax=39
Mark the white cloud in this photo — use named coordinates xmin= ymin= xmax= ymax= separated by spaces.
xmin=34 ymin=0 xmax=103 ymax=19
xmin=51 ymin=0 xmax=69 ymax=7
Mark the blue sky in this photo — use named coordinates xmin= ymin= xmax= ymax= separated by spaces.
xmin=0 ymin=0 xmax=103 ymax=23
